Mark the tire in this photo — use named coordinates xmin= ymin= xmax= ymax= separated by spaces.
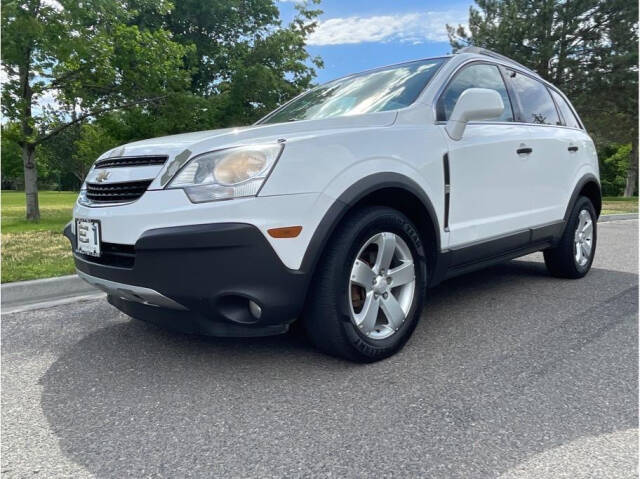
xmin=544 ymin=196 xmax=597 ymax=279
xmin=303 ymin=206 xmax=427 ymax=362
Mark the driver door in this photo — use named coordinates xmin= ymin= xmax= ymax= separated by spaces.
xmin=437 ymin=62 xmax=535 ymax=250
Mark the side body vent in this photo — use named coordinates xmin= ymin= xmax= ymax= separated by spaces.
xmin=443 ymin=153 xmax=451 ymax=231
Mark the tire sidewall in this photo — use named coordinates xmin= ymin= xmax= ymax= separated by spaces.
xmin=570 ymin=197 xmax=597 ymax=275
xmin=335 ymin=209 xmax=427 ymax=358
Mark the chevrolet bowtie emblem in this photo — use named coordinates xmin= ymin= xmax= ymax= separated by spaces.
xmin=95 ymin=170 xmax=111 ymax=183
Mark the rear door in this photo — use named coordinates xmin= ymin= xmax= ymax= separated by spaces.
xmin=547 ymin=89 xmax=595 ymax=213
xmin=438 ymin=62 xmax=535 ymax=248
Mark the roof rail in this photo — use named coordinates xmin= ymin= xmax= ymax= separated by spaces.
xmin=456 ymin=46 xmax=541 ymax=77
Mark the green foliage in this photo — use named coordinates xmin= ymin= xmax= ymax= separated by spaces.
xmin=448 ymin=0 xmax=638 ymax=196
xmin=1 ymin=0 xmax=323 ymax=205
xmin=599 ymin=144 xmax=631 ymax=196
xmin=35 ymin=124 xmax=83 ymax=190
xmin=447 ymin=0 xmax=598 ymax=85
xmin=1 ymin=124 xmax=23 ymax=189
xmin=74 ymin=124 xmax=119 ymax=180
xmin=1 ymin=0 xmax=193 ymax=145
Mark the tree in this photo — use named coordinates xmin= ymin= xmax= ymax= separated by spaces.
xmin=159 ymin=0 xmax=323 ymax=126
xmin=1 ymin=124 xmax=23 ymax=189
xmin=34 ymin=123 xmax=82 ymax=190
xmin=580 ymin=0 xmax=638 ymax=196
xmin=73 ymin=123 xmax=119 ymax=183
xmin=599 ymin=143 xmax=632 ymax=196
xmin=447 ymin=0 xmax=638 ymax=196
xmin=164 ymin=0 xmax=322 ymax=97
xmin=1 ymin=0 xmax=193 ymax=220
xmin=93 ymin=1 xmax=324 ymax=149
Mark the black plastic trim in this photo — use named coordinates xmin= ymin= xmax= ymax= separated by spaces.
xmin=563 ymin=174 xmax=602 ymax=222
xmin=107 ymin=296 xmax=290 ymax=337
xmin=443 ymin=242 xmax=547 ymax=280
xmin=300 ymin=172 xmax=442 ymax=279
xmin=95 ymin=155 xmax=168 ymax=169
xmin=76 ymin=242 xmax=135 ymax=268
xmin=64 ymin=222 xmax=308 ymax=333
xmin=443 ymin=153 xmax=451 ymax=231
xmin=436 ymin=220 xmax=565 ymax=281
xmin=85 ymin=179 xmax=152 ymax=203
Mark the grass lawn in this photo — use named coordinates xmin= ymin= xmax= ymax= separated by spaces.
xmin=601 ymin=196 xmax=638 ymax=215
xmin=0 ymin=190 xmax=638 ymax=283
xmin=2 ymin=191 xmax=77 ymax=283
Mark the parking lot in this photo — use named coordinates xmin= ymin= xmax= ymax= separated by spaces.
xmin=2 ymin=220 xmax=637 ymax=478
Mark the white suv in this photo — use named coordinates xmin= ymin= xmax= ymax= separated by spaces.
xmin=66 ymin=47 xmax=600 ymax=362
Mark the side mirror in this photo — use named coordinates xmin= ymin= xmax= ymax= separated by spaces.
xmin=445 ymin=88 xmax=505 ymax=140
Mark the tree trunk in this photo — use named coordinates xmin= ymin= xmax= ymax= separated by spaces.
xmin=623 ymin=138 xmax=638 ymax=197
xmin=18 ymin=45 xmax=40 ymax=221
xmin=22 ymin=143 xmax=40 ymax=221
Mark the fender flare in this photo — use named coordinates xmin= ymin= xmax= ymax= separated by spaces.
xmin=563 ymin=174 xmax=602 ymax=223
xmin=300 ymin=172 xmax=441 ymax=276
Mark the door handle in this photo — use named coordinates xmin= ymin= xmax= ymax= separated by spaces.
xmin=517 ymin=147 xmax=533 ymax=155
xmin=568 ymin=146 xmax=579 ymax=152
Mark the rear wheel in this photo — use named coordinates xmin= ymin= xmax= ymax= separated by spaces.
xmin=303 ymin=206 xmax=427 ymax=362
xmin=544 ymin=196 xmax=597 ymax=278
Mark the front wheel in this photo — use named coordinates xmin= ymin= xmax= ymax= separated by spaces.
xmin=303 ymin=206 xmax=427 ymax=362
xmin=544 ymin=196 xmax=597 ymax=278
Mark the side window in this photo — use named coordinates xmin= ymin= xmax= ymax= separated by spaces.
xmin=550 ymin=89 xmax=581 ymax=129
xmin=508 ymin=71 xmax=561 ymax=125
xmin=437 ymin=63 xmax=514 ymax=122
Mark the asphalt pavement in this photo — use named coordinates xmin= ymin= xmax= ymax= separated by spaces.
xmin=2 ymin=220 xmax=638 ymax=478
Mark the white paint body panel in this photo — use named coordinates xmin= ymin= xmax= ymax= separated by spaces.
xmin=74 ymin=190 xmax=332 ymax=270
xmin=525 ymin=125 xmax=596 ymax=226
xmin=443 ymin=122 xmax=534 ymax=247
xmin=72 ymin=52 xmax=600 ymax=272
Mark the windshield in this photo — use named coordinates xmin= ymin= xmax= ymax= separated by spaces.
xmin=258 ymin=58 xmax=446 ymax=124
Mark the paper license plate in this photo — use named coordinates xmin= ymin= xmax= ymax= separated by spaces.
xmin=76 ymin=219 xmax=101 ymax=257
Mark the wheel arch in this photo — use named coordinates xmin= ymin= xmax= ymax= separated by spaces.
xmin=301 ymin=173 xmax=442 ymax=286
xmin=564 ymin=174 xmax=602 ymax=222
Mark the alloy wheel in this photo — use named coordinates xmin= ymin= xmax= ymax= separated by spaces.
xmin=348 ymin=232 xmax=416 ymax=339
xmin=574 ymin=209 xmax=594 ymax=267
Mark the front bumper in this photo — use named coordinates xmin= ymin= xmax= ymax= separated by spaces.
xmin=64 ymin=222 xmax=310 ymax=337
xmin=72 ymin=190 xmax=331 ymax=271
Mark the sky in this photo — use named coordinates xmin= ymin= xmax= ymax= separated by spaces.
xmin=7 ymin=0 xmax=474 ymax=118
xmin=277 ymin=0 xmax=473 ymax=84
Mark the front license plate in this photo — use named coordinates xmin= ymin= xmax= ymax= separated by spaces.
xmin=76 ymin=219 xmax=101 ymax=257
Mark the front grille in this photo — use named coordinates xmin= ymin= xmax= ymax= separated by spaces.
xmin=77 ymin=242 xmax=135 ymax=268
xmin=86 ymin=180 xmax=152 ymax=203
xmin=95 ymin=156 xmax=168 ymax=169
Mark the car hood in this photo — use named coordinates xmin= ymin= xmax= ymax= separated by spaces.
xmin=99 ymin=111 xmax=398 ymax=159
xmin=91 ymin=111 xmax=397 ymax=189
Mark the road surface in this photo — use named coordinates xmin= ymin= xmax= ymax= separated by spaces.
xmin=2 ymin=220 xmax=638 ymax=478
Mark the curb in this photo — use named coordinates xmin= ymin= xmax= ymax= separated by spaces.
xmin=1 ymin=274 xmax=100 ymax=313
xmin=1 ymin=212 xmax=637 ymax=313
xmin=598 ymin=213 xmax=638 ymax=222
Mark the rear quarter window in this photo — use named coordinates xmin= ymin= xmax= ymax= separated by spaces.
xmin=550 ymin=89 xmax=582 ymax=129
xmin=508 ymin=71 xmax=561 ymax=125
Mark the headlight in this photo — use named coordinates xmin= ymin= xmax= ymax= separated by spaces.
xmin=167 ymin=144 xmax=283 ymax=203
